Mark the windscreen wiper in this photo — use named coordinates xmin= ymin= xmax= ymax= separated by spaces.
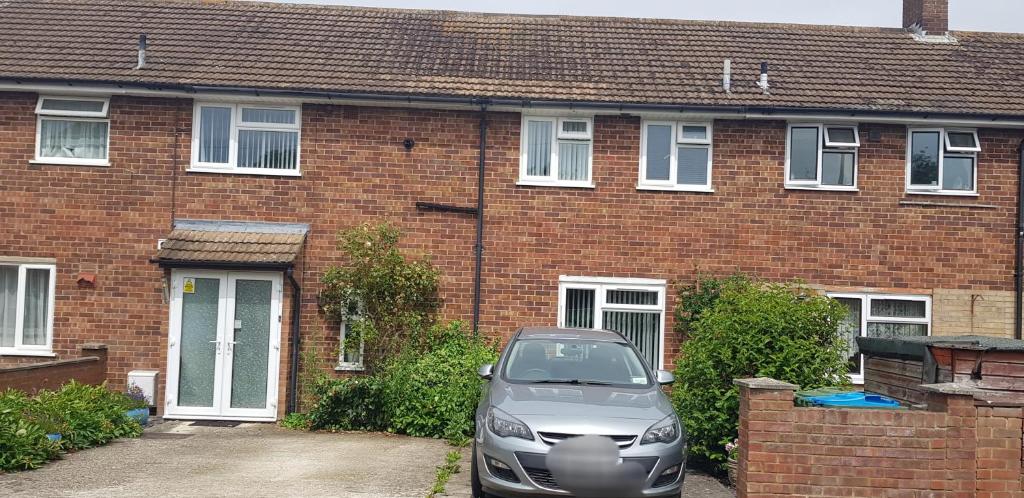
xmin=528 ymin=379 xmax=614 ymax=386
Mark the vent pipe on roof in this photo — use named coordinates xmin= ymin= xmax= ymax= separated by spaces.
xmin=757 ymin=62 xmax=770 ymax=94
xmin=722 ymin=59 xmax=732 ymax=93
xmin=136 ymin=34 xmax=147 ymax=70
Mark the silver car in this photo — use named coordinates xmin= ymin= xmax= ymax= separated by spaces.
xmin=471 ymin=327 xmax=686 ymax=498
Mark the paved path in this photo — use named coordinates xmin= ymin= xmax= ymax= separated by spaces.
xmin=441 ymin=446 xmax=734 ymax=498
xmin=0 ymin=420 xmax=450 ymax=497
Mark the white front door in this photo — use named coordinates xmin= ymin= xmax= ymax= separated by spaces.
xmin=165 ymin=270 xmax=282 ymax=421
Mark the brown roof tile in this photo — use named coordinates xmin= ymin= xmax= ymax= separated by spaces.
xmin=2 ymin=0 xmax=1024 ymax=116
xmin=154 ymin=229 xmax=305 ymax=265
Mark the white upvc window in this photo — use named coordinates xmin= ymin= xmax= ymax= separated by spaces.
xmin=557 ymin=276 xmax=666 ymax=369
xmin=34 ymin=96 xmax=111 ymax=166
xmin=0 ymin=264 xmax=56 ymax=356
xmin=519 ymin=116 xmax=594 ymax=187
xmin=827 ymin=292 xmax=931 ymax=384
xmin=337 ymin=322 xmax=365 ymax=371
xmin=191 ymin=103 xmax=302 ymax=176
xmin=639 ymin=121 xmax=713 ymax=192
xmin=785 ymin=123 xmax=859 ymax=190
xmin=906 ymin=127 xmax=979 ymax=195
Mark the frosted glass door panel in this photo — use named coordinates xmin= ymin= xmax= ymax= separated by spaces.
xmin=178 ymin=278 xmax=221 ymax=407
xmin=229 ymin=279 xmax=272 ymax=409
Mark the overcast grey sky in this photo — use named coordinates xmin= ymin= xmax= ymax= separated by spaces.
xmin=267 ymin=0 xmax=1022 ymax=33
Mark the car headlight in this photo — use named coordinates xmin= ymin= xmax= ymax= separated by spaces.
xmin=487 ymin=407 xmax=534 ymax=440
xmin=641 ymin=415 xmax=679 ymax=445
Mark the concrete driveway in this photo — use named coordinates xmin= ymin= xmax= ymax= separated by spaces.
xmin=0 ymin=420 xmax=450 ymax=497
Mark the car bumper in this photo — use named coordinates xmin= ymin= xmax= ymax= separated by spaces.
xmin=476 ymin=430 xmax=686 ymax=498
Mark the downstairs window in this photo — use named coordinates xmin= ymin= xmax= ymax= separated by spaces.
xmin=558 ymin=277 xmax=666 ymax=369
xmin=828 ymin=293 xmax=931 ymax=384
xmin=0 ymin=263 xmax=56 ymax=355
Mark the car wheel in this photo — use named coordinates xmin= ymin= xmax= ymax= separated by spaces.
xmin=471 ymin=442 xmax=487 ymax=498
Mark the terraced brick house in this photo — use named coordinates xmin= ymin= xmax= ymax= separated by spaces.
xmin=1 ymin=0 xmax=1023 ymax=420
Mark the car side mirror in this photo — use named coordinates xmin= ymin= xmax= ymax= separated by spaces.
xmin=478 ymin=363 xmax=494 ymax=380
xmin=656 ymin=370 xmax=675 ymax=385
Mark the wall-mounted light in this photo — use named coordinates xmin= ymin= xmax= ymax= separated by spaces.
xmin=77 ymin=272 xmax=97 ymax=288
xmin=403 ymin=138 xmax=415 ymax=151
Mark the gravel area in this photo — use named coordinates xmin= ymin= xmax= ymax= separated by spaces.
xmin=0 ymin=420 xmax=450 ymax=497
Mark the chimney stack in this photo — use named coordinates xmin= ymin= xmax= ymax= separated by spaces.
xmin=903 ymin=0 xmax=948 ymax=34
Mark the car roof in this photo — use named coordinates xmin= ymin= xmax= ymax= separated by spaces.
xmin=516 ymin=326 xmax=629 ymax=343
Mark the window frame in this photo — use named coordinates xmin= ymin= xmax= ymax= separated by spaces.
xmin=0 ymin=263 xmax=57 ymax=356
xmin=34 ymin=96 xmax=111 ymax=166
xmin=336 ymin=321 xmax=365 ymax=371
xmin=638 ymin=120 xmax=714 ymax=192
xmin=556 ymin=276 xmax=667 ymax=369
xmin=906 ymin=127 xmax=979 ymax=196
xmin=827 ymin=292 xmax=931 ymax=384
xmin=518 ymin=115 xmax=594 ymax=188
xmin=784 ymin=123 xmax=860 ymax=191
xmin=189 ymin=102 xmax=302 ymax=176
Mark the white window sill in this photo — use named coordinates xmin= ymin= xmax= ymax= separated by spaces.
xmin=636 ymin=184 xmax=714 ymax=193
xmin=187 ymin=167 xmax=302 ymax=177
xmin=516 ymin=179 xmax=595 ymax=189
xmin=785 ymin=184 xmax=859 ymax=192
xmin=30 ymin=159 xmax=110 ymax=167
xmin=0 ymin=350 xmax=56 ymax=358
xmin=335 ymin=363 xmax=365 ymax=372
xmin=906 ymin=189 xmax=979 ymax=197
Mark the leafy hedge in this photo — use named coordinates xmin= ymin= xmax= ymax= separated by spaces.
xmin=308 ymin=321 xmax=497 ymax=442
xmin=671 ymin=277 xmax=848 ymax=468
xmin=0 ymin=382 xmax=143 ymax=471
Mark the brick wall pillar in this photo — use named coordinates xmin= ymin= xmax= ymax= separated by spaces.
xmin=735 ymin=377 xmax=799 ymax=498
xmin=975 ymin=404 xmax=1024 ymax=497
xmin=80 ymin=343 xmax=108 ymax=383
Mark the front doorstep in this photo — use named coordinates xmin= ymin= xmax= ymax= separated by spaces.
xmin=162 ymin=414 xmax=278 ymax=423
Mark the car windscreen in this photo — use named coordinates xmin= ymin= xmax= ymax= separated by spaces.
xmin=502 ymin=338 xmax=652 ymax=387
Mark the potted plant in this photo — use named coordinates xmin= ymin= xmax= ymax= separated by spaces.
xmin=124 ymin=384 xmax=150 ymax=426
xmin=725 ymin=438 xmax=739 ymax=487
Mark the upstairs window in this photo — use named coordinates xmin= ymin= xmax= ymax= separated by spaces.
xmin=0 ymin=263 xmax=55 ymax=355
xmin=191 ymin=103 xmax=301 ymax=175
xmin=639 ymin=121 xmax=713 ymax=191
xmin=786 ymin=124 xmax=859 ymax=190
xmin=519 ymin=116 xmax=593 ymax=187
xmin=35 ymin=96 xmax=110 ymax=166
xmin=907 ymin=128 xmax=979 ymax=194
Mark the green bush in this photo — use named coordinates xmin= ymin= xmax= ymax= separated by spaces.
xmin=0 ymin=382 xmax=142 ymax=471
xmin=672 ymin=279 xmax=849 ymax=468
xmin=307 ymin=321 xmax=497 ymax=441
xmin=674 ymin=273 xmax=751 ymax=335
xmin=379 ymin=321 xmax=498 ymax=441
xmin=308 ymin=376 xmax=386 ymax=432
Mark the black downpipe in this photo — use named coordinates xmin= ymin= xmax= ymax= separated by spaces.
xmin=472 ymin=106 xmax=488 ymax=336
xmin=285 ymin=267 xmax=302 ymax=414
xmin=1016 ymin=141 xmax=1024 ymax=340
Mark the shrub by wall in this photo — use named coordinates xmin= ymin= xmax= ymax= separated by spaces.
xmin=672 ymin=278 xmax=848 ymax=467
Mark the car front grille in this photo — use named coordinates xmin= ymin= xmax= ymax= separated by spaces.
xmin=522 ymin=466 xmax=562 ymax=490
xmin=515 ymin=451 xmax=659 ymax=492
xmin=537 ymin=432 xmax=637 ymax=448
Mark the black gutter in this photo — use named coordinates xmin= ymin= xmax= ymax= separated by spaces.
xmin=285 ymin=267 xmax=302 ymax=415
xmin=415 ymin=202 xmax=478 ymax=216
xmin=472 ymin=105 xmax=488 ymax=336
xmin=7 ymin=78 xmax=1024 ymax=123
xmin=1016 ymin=140 xmax=1024 ymax=340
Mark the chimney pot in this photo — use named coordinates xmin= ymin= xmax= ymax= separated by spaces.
xmin=903 ymin=0 xmax=948 ymax=34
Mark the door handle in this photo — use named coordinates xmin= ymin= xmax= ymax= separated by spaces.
xmin=227 ymin=340 xmax=238 ymax=355
xmin=209 ymin=340 xmax=221 ymax=354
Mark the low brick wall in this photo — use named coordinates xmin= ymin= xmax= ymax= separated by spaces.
xmin=736 ymin=377 xmax=1024 ymax=498
xmin=0 ymin=344 xmax=108 ymax=393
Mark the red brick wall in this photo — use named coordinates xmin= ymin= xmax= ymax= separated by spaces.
xmin=0 ymin=344 xmax=108 ymax=393
xmin=737 ymin=379 xmax=1024 ymax=497
xmin=2 ymin=91 xmax=1022 ymax=414
xmin=903 ymin=0 xmax=950 ymax=33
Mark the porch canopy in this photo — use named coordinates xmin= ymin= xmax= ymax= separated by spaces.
xmin=151 ymin=220 xmax=307 ymax=269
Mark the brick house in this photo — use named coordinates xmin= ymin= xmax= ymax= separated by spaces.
xmin=1 ymin=0 xmax=1023 ymax=421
